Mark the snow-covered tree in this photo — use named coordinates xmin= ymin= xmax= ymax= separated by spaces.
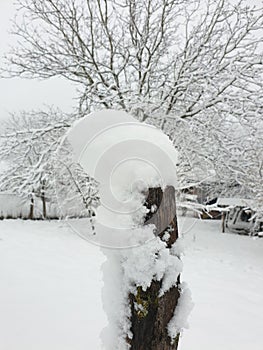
xmin=215 ymin=112 xmax=263 ymax=232
xmin=3 ymin=0 xmax=262 ymax=122
xmin=0 ymin=108 xmax=75 ymax=218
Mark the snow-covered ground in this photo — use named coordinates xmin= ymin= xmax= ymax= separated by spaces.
xmin=179 ymin=217 xmax=263 ymax=350
xmin=0 ymin=217 xmax=263 ymax=350
xmin=0 ymin=220 xmax=107 ymax=350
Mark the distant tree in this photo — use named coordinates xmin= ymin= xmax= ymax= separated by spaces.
xmin=215 ymin=113 xmax=263 ymax=232
xmin=0 ymin=108 xmax=74 ymax=218
xmin=0 ymin=109 xmax=100 ymax=219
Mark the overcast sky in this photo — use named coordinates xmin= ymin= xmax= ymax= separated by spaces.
xmin=0 ymin=0 xmax=76 ymax=125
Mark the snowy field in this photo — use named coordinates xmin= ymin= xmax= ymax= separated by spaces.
xmin=0 ymin=217 xmax=263 ymax=350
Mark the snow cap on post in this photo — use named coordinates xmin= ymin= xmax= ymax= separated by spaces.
xmin=57 ymin=109 xmax=178 ymax=248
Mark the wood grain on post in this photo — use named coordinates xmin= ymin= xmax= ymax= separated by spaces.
xmin=128 ymin=186 xmax=180 ymax=350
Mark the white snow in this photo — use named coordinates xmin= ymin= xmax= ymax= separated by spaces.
xmin=64 ymin=109 xmax=178 ymax=237
xmin=0 ymin=220 xmax=107 ymax=350
xmin=179 ymin=217 xmax=263 ymax=350
xmin=1 ymin=217 xmax=263 ymax=349
xmin=168 ymin=282 xmax=193 ymax=342
xmin=217 ymin=197 xmax=253 ymax=207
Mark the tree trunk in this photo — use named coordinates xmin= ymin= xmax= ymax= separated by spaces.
xmin=40 ymin=181 xmax=47 ymax=219
xmin=128 ymin=186 xmax=180 ymax=350
xmin=41 ymin=191 xmax=47 ymax=219
xmin=41 ymin=194 xmax=47 ymax=219
xmin=28 ymin=195 xmax=34 ymax=220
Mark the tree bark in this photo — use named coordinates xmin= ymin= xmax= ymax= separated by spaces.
xmin=28 ymin=195 xmax=34 ymax=220
xmin=128 ymin=186 xmax=180 ymax=350
xmin=41 ymin=194 xmax=47 ymax=219
xmin=41 ymin=190 xmax=47 ymax=219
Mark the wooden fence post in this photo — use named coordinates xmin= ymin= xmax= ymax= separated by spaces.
xmin=128 ymin=186 xmax=181 ymax=350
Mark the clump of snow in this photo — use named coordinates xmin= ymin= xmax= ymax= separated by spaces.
xmin=150 ymin=204 xmax=158 ymax=213
xmin=171 ymin=237 xmax=185 ymax=257
xmin=167 ymin=282 xmax=194 ymax=342
xmin=162 ymin=225 xmax=175 ymax=242
xmin=162 ymin=231 xmax=171 ymax=242
xmin=121 ymin=234 xmax=182 ymax=294
xmin=64 ymin=109 xmax=178 ymax=241
xmin=100 ymin=249 xmax=131 ymax=350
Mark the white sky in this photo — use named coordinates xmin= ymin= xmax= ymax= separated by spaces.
xmin=0 ymin=0 xmax=76 ymax=125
